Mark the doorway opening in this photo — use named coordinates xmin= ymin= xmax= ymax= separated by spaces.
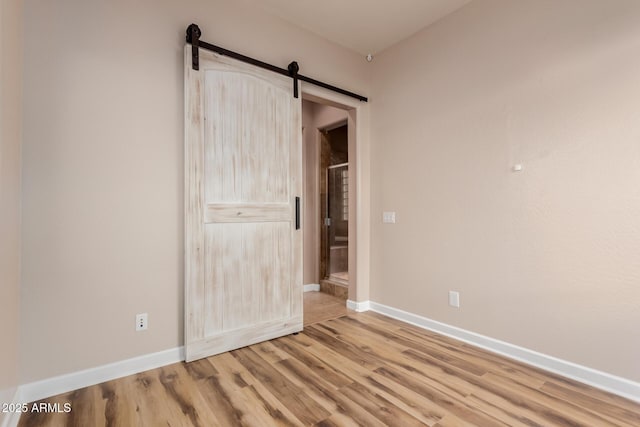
xmin=322 ymin=125 xmax=349 ymax=289
xmin=301 ymin=99 xmax=354 ymax=324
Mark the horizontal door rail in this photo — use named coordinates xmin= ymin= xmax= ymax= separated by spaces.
xmin=186 ymin=23 xmax=368 ymax=102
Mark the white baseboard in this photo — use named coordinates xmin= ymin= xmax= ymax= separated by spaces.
xmin=12 ymin=303 xmax=639 ymax=407
xmin=0 ymin=387 xmax=22 ymax=427
xmin=364 ymin=301 xmax=640 ymax=403
xmin=346 ymin=299 xmax=370 ymax=312
xmin=304 ymin=284 xmax=320 ymax=292
xmin=20 ymin=347 xmax=184 ymax=403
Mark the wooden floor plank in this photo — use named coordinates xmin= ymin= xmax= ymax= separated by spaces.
xmin=303 ymin=324 xmax=384 ymax=370
xmin=187 ymin=361 xmax=256 ymax=426
xmin=121 ymin=371 xmax=182 ymax=427
xmin=319 ymin=317 xmax=477 ymax=401
xmin=231 ymin=347 xmax=331 ymax=425
xmin=359 ymin=313 xmax=549 ymax=390
xmin=271 ymin=356 xmax=389 ymax=427
xmin=205 ymin=352 xmax=254 ymax=393
xmin=17 ymin=293 xmax=640 ymax=427
xmin=67 ymin=385 xmax=105 ymax=427
xmin=157 ymin=364 xmax=219 ymax=427
xmin=483 ymin=371 xmax=628 ymax=427
xmin=300 ymin=336 xmax=448 ymax=425
xmin=539 ymin=380 xmax=640 ymax=426
xmin=270 ymin=335 xmax=354 ymax=389
xmin=338 ymin=381 xmax=426 ymax=426
xmin=304 ymin=291 xmax=351 ymax=325
xmin=374 ymin=365 xmax=509 ymax=427
xmin=239 ymin=384 xmax=304 ymax=427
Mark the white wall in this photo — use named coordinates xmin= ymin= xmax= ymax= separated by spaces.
xmin=370 ymin=0 xmax=640 ymax=381
xmin=21 ymin=0 xmax=370 ymax=383
xmin=0 ymin=0 xmax=22 ymax=415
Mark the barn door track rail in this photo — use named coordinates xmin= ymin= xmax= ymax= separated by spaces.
xmin=186 ymin=24 xmax=368 ymax=102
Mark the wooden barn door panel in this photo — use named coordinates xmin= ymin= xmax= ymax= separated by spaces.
xmin=185 ymin=47 xmax=302 ymax=362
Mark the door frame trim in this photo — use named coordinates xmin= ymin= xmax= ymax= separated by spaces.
xmin=302 ymin=86 xmax=370 ymax=303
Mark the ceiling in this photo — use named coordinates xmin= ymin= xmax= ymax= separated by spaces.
xmin=241 ymin=0 xmax=471 ymax=56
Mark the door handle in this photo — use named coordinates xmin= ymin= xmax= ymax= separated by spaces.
xmin=295 ymin=197 xmax=301 ymax=230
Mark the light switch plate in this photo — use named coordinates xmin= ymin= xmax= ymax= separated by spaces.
xmin=449 ymin=291 xmax=460 ymax=308
xmin=382 ymin=211 xmax=396 ymax=223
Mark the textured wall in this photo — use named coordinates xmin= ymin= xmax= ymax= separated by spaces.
xmin=370 ymin=0 xmax=640 ymax=381
xmin=21 ymin=0 xmax=369 ymax=383
xmin=0 ymin=0 xmax=22 ymax=411
xmin=23 ymin=0 xmax=638 ymax=389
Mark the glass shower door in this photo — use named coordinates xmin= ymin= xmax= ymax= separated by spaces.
xmin=326 ymin=163 xmax=349 ymax=283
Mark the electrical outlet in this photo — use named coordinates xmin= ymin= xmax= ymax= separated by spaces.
xmin=136 ymin=313 xmax=148 ymax=331
xmin=449 ymin=291 xmax=460 ymax=308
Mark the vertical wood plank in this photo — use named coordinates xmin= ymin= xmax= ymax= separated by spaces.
xmin=204 ymin=72 xmax=291 ymax=205
xmin=185 ymin=46 xmax=206 ymax=360
xmin=290 ymin=81 xmax=303 ymax=322
xmin=204 ymin=224 xmax=223 ymax=336
xmin=241 ymin=223 xmax=260 ymax=326
xmin=222 ymin=223 xmax=244 ymax=331
xmin=263 ymin=223 xmax=290 ymax=321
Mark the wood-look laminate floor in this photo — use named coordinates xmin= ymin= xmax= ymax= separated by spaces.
xmin=303 ymin=291 xmax=350 ymax=326
xmin=19 ymin=311 xmax=640 ymax=426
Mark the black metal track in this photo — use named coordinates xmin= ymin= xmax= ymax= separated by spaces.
xmin=186 ymin=24 xmax=368 ymax=102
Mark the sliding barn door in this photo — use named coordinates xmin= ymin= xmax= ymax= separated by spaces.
xmin=184 ymin=46 xmax=303 ymax=362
